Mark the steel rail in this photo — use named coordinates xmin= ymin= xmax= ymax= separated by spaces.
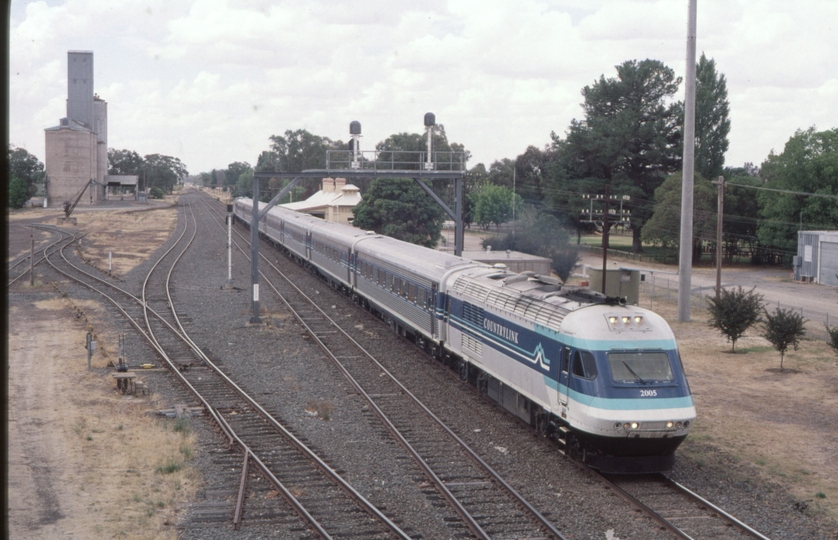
xmin=595 ymin=473 xmax=694 ymax=540
xmin=214 ymin=412 xmax=334 ymax=539
xmin=666 ymin=476 xmax=772 ymax=540
xmin=197 ymin=193 xmax=567 ymax=539
xmin=39 ymin=202 xmax=358 ymax=538
xmin=156 ymin=194 xmax=410 ymax=539
xmin=7 ymin=226 xmax=73 ymax=287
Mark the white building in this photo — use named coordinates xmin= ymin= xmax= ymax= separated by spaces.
xmin=795 ymin=230 xmax=838 ymax=286
xmin=281 ymin=178 xmax=362 ymax=225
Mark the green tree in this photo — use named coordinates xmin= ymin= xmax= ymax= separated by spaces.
xmin=351 ymin=178 xmax=445 ymax=248
xmin=234 ymin=169 xmax=254 ymax=198
xmin=513 ymin=145 xmax=552 ymax=203
xmin=143 ymin=154 xmax=188 ymax=194
xmin=641 ymin=172 xmax=716 ymax=261
xmin=706 ymin=286 xmax=764 ymax=352
xmin=720 ymin=167 xmax=761 ymax=263
xmin=269 ymin=129 xmax=343 ymax=171
xmin=473 ymin=184 xmax=522 ymax=229
xmin=757 ymin=127 xmax=838 ymax=255
xmin=827 ymin=324 xmax=838 ymax=355
xmin=8 ymin=175 xmax=29 ymax=208
xmin=107 ymin=149 xmax=143 ymax=176
xmin=694 ymin=53 xmax=730 ymax=179
xmin=374 ymin=126 xmax=469 ymax=206
xmin=8 ymin=145 xmax=45 ymax=199
xmin=762 ymin=307 xmax=806 ymax=370
xmin=224 ymin=161 xmax=252 ymax=189
xmin=560 ymin=59 xmax=683 ymax=252
xmin=481 ymin=210 xmax=579 ymax=281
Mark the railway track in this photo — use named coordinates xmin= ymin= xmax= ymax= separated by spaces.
xmin=41 ymin=194 xmax=410 ymax=539
xmin=600 ymin=473 xmax=771 ymax=540
xmin=195 ymin=192 xmax=568 ymax=539
xmin=7 ymin=225 xmax=73 ymax=287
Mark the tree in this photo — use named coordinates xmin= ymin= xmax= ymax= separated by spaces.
xmin=560 ymin=59 xmax=683 ymax=252
xmin=374 ymin=126 xmax=468 ymax=206
xmin=706 ymin=286 xmax=764 ymax=352
xmin=694 ymin=53 xmax=730 ymax=179
xmin=143 ymin=154 xmax=188 ymax=194
xmin=481 ymin=210 xmax=579 ymax=281
xmin=757 ymin=127 xmax=838 ymax=255
xmin=351 ymin=178 xmax=445 ymax=248
xmin=513 ymin=145 xmax=552 ymax=204
xmin=107 ymin=149 xmax=143 ymax=176
xmin=269 ymin=129 xmax=343 ymax=172
xmin=473 ymin=184 xmax=522 ymax=229
xmin=762 ymin=307 xmax=806 ymax=370
xmin=224 ymin=161 xmax=252 ymax=190
xmin=641 ymin=172 xmax=716 ymax=261
xmin=8 ymin=175 xmax=29 ymax=208
xmin=8 ymin=145 xmax=45 ymax=200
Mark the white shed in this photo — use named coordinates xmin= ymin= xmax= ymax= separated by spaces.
xmin=795 ymin=231 xmax=838 ymax=286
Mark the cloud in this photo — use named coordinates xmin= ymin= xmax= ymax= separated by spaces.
xmin=8 ymin=0 xmax=838 ymax=173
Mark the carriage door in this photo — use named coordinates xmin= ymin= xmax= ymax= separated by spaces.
xmin=558 ymin=346 xmax=571 ymax=418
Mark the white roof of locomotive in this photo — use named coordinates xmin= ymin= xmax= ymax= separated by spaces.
xmin=447 ymin=266 xmax=613 ymax=329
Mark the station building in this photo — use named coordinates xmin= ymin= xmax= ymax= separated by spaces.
xmin=281 ymin=177 xmax=362 ymax=225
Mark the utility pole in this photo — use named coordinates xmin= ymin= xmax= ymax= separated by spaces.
xmin=601 ymin=184 xmax=610 ymax=294
xmin=678 ymin=0 xmax=698 ymax=322
xmin=29 ymin=234 xmax=35 ymax=286
xmin=249 ymin=177 xmax=262 ymax=324
xmin=712 ymin=176 xmax=725 ymax=299
xmin=226 ymin=203 xmax=234 ymax=287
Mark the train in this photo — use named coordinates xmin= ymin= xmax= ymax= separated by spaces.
xmin=233 ymin=197 xmax=696 ymax=474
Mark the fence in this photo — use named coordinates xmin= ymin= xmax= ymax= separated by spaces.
xmin=639 ymin=276 xmax=836 ymax=342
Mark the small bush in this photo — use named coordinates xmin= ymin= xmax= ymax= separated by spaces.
xmin=706 ymin=287 xmax=763 ymax=352
xmin=762 ymin=307 xmax=806 ymax=370
xmin=173 ymin=417 xmax=190 ymax=434
xmin=826 ymin=324 xmax=838 ymax=355
xmin=155 ymin=458 xmax=182 ymax=475
xmin=149 ymin=187 xmax=165 ymax=199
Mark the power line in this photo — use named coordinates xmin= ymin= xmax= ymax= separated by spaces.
xmin=727 ymin=182 xmax=838 ymax=200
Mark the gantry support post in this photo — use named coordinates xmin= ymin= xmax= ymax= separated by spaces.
xmin=249 ymin=177 xmax=261 ymax=324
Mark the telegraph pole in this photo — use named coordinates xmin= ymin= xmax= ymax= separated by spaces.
xmin=712 ymin=175 xmax=725 ymax=299
xmin=249 ymin=177 xmax=262 ymax=324
xmin=678 ymin=0 xmax=698 ymax=322
xmin=601 ymin=184 xmax=610 ymax=294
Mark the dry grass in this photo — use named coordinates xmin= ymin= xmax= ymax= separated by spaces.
xmin=9 ymin=265 xmax=199 ymax=539
xmin=644 ymin=292 xmax=838 ymax=521
xmin=75 ymin=207 xmax=178 ymax=277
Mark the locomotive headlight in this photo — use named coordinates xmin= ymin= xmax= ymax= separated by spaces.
xmin=666 ymin=421 xmax=674 ymax=429
xmin=624 ymin=422 xmax=639 ymax=430
xmin=634 ymin=316 xmax=643 ymax=323
xmin=683 ymin=421 xmax=690 ymax=428
xmin=676 ymin=421 xmax=682 ymax=428
xmin=609 ymin=316 xmax=618 ymax=324
xmin=622 ymin=316 xmax=630 ymax=324
xmin=614 ymin=422 xmax=622 ymax=429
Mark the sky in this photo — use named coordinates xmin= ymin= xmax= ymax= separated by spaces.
xmin=9 ymin=0 xmax=838 ymax=176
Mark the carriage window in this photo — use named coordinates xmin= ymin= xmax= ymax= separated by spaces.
xmin=572 ymin=350 xmax=598 ymax=380
xmin=608 ymin=352 xmax=673 ymax=382
xmin=408 ymin=283 xmax=416 ymax=303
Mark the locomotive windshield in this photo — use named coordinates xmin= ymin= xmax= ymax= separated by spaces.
xmin=608 ymin=352 xmax=673 ymax=383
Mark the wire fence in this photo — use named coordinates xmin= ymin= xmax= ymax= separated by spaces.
xmin=639 ymin=276 xmax=837 ymax=342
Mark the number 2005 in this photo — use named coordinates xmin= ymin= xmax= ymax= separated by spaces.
xmin=640 ymin=389 xmax=657 ymax=397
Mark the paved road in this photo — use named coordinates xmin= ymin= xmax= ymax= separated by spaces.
xmin=578 ymin=252 xmax=838 ymax=332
